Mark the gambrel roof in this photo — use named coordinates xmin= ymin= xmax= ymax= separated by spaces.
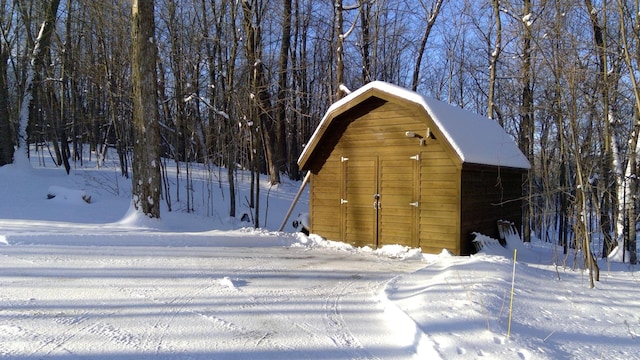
xmin=298 ymin=81 xmax=531 ymax=171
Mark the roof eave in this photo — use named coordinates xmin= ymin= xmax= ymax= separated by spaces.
xmin=297 ymin=86 xmax=383 ymax=170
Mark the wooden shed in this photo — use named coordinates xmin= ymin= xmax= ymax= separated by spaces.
xmin=297 ymin=81 xmax=530 ymax=255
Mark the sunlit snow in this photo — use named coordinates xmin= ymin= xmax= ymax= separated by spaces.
xmin=0 ymin=148 xmax=637 ymax=359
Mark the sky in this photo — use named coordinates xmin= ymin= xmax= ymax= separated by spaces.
xmin=0 ymin=150 xmax=638 ymax=359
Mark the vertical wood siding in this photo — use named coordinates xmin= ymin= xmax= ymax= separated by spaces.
xmin=309 ymin=154 xmax=341 ymax=240
xmin=460 ymin=165 xmax=524 ymax=254
xmin=419 ymin=142 xmax=462 ymax=254
xmin=310 ymin=101 xmax=429 ymax=249
xmin=307 ymin=96 xmax=525 ymax=256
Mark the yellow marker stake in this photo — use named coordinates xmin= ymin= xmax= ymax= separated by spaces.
xmin=507 ymin=248 xmax=517 ymax=339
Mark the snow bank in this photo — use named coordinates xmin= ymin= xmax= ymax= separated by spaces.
xmin=293 ymin=234 xmax=426 ymax=260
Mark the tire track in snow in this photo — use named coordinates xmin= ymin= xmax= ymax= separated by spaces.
xmin=322 ymin=278 xmax=374 ymax=359
xmin=28 ymin=310 xmax=112 ymax=357
xmin=114 ymin=269 xmax=294 ymax=355
xmin=0 ymin=246 xmax=426 ymax=358
xmin=115 ymin=278 xmax=217 ymax=355
xmin=224 ymin=258 xmax=324 ymax=352
xmin=0 ymin=323 xmax=55 ymax=357
xmin=232 ymin=254 xmax=380 ymax=359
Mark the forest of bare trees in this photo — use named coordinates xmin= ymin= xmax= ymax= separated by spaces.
xmin=0 ymin=0 xmax=639 ymax=265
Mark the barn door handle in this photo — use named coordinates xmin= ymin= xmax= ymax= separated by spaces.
xmin=373 ymin=201 xmax=381 ymax=210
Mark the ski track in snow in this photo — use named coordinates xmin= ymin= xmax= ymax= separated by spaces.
xmin=0 ymin=245 xmax=425 ymax=359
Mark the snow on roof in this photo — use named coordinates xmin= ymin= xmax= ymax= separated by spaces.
xmin=299 ymin=81 xmax=530 ymax=170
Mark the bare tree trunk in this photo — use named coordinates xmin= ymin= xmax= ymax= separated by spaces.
xmin=288 ymin=0 xmax=309 ymax=181
xmin=333 ymin=0 xmax=360 ymax=99
xmin=568 ymin=72 xmax=600 ymax=288
xmin=628 ymin=131 xmax=638 ymax=264
xmin=242 ymin=0 xmax=272 ymax=225
xmin=520 ymin=0 xmax=534 ymax=242
xmin=487 ymin=0 xmax=501 ymax=123
xmin=275 ymin=0 xmax=292 ymax=179
xmin=58 ymin=0 xmax=74 ymax=175
xmin=242 ymin=0 xmax=276 ymax=186
xmin=411 ymin=0 xmax=445 ymax=92
xmin=131 ymin=0 xmax=161 ymax=218
xmin=0 ymin=8 xmax=13 ymax=166
xmin=616 ymin=0 xmax=639 ymax=264
xmin=585 ymin=0 xmax=621 ymax=257
xmin=360 ymin=0 xmax=371 ymax=83
xmin=15 ymin=0 xmax=61 ymax=166
xmin=223 ymin=1 xmax=239 ymax=218
xmin=334 ymin=0 xmax=345 ymax=100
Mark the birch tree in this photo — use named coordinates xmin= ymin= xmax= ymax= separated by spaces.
xmin=15 ymin=0 xmax=60 ymax=166
xmin=584 ymin=0 xmax=624 ymax=258
xmin=616 ymin=0 xmax=638 ymax=264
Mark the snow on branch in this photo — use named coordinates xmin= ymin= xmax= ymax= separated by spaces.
xmin=184 ymin=93 xmax=230 ymax=120
xmin=339 ymin=84 xmax=351 ymax=95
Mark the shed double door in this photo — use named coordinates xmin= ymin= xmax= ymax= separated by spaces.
xmin=341 ymin=155 xmax=419 ymax=248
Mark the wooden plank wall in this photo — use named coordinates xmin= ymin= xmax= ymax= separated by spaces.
xmin=378 ymin=156 xmax=418 ymax=248
xmin=307 ymin=96 xmax=525 ymax=256
xmin=419 ymin=142 xmax=462 ymax=254
xmin=309 ymin=101 xmax=427 ymax=248
xmin=460 ymin=166 xmax=524 ymax=254
xmin=343 ymin=157 xmax=378 ymax=247
xmin=309 ymin=154 xmax=341 ymax=240
xmin=309 ymin=98 xmax=503 ymax=256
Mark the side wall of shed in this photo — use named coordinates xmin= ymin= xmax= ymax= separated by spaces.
xmin=460 ymin=165 xmax=524 ymax=254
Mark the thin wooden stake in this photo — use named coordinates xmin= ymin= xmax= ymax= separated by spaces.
xmin=507 ymin=248 xmax=517 ymax=339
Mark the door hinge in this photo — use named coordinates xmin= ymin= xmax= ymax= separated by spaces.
xmin=341 ymin=198 xmax=348 ymax=204
xmin=410 ymin=154 xmax=420 ymax=161
xmin=341 ymin=156 xmax=349 ymax=162
xmin=410 ymin=201 xmax=419 ymax=207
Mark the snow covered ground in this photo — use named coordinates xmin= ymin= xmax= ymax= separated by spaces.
xmin=0 ymin=150 xmax=639 ymax=359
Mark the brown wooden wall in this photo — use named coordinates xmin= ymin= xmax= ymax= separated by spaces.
xmin=309 ymin=100 xmax=429 ymax=249
xmin=459 ymin=165 xmax=524 ymax=255
xmin=307 ymin=96 xmax=524 ymax=256
xmin=418 ymin=142 xmax=462 ymax=255
xmin=309 ymin=154 xmax=342 ymax=240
